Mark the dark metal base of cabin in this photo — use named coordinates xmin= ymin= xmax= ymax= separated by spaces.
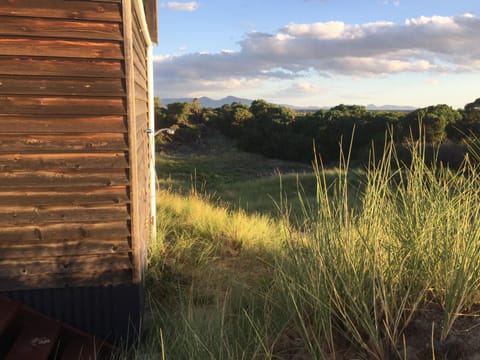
xmin=1 ymin=284 xmax=144 ymax=346
xmin=0 ymin=295 xmax=113 ymax=360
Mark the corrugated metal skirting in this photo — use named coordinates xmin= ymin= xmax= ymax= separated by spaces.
xmin=2 ymin=284 xmax=143 ymax=345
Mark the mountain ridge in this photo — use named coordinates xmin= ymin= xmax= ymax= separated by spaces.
xmin=160 ymin=96 xmax=416 ymax=112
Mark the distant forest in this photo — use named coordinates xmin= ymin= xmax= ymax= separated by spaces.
xmin=154 ymin=97 xmax=480 ymax=167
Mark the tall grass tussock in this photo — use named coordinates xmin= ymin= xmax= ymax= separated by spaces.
xmin=141 ymin=136 xmax=480 ymax=359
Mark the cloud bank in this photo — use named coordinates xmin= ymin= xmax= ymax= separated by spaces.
xmin=160 ymin=2 xmax=199 ymax=11
xmin=154 ymin=13 xmax=480 ymax=98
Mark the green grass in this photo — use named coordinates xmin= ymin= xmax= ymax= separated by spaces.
xmin=131 ymin=132 xmax=480 ymax=359
xmin=141 ymin=190 xmax=284 ymax=360
xmin=155 ymin=130 xmax=312 ymax=208
xmin=155 ymin=130 xmax=364 ymax=220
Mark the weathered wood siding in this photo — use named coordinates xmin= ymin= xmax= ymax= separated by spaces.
xmin=0 ymin=0 xmax=153 ymax=291
xmin=131 ymin=0 xmax=152 ymax=283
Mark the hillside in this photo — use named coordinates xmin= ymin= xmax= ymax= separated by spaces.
xmin=143 ymin=128 xmax=480 ymax=360
xmin=155 ymin=128 xmax=315 ymax=216
xmin=160 ymin=95 xmax=416 ymax=111
xmin=161 ymin=95 xmax=252 ymax=108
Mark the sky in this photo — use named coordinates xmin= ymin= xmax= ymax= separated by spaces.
xmin=152 ymin=0 xmax=480 ymax=109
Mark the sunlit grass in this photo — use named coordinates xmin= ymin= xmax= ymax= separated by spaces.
xmin=141 ymin=189 xmax=285 ymax=359
xmin=132 ymin=132 xmax=480 ymax=359
xmin=273 ymin=139 xmax=480 ymax=358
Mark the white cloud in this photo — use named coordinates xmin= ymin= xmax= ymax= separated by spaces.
xmin=282 ymin=21 xmax=395 ymax=40
xmin=160 ymin=2 xmax=198 ymax=11
xmin=292 ymin=81 xmax=323 ymax=93
xmin=405 ymin=15 xmax=456 ymax=26
xmin=154 ymin=13 xmax=480 ymax=98
xmin=284 ymin=22 xmax=346 ymax=39
xmin=382 ymin=0 xmax=400 ymax=6
xmin=198 ymin=78 xmax=262 ymax=90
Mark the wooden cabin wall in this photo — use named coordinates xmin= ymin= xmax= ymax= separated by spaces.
xmin=131 ymin=1 xmax=152 ymax=281
xmin=0 ymin=0 xmax=136 ymax=291
xmin=143 ymin=0 xmax=158 ymax=43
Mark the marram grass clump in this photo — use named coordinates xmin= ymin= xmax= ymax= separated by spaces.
xmin=139 ymin=139 xmax=480 ymax=359
xmin=274 ymin=140 xmax=480 ymax=358
xmin=143 ymin=190 xmax=287 ymax=360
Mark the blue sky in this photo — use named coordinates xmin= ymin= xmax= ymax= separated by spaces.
xmin=153 ymin=0 xmax=480 ymax=109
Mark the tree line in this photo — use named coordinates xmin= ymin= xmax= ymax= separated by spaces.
xmin=155 ymin=97 xmax=480 ymax=166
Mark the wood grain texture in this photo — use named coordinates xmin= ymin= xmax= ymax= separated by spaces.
xmin=135 ymin=99 xmax=148 ymax=118
xmin=0 ymin=221 xmax=130 ymax=242
xmin=124 ymin=0 xmax=144 ymax=284
xmin=0 ymin=204 xmax=129 ymax=226
xmin=0 ymin=96 xmax=125 ymax=115
xmin=134 ymin=0 xmax=151 ymax=286
xmin=0 ymin=38 xmax=123 ymax=59
xmin=0 ymin=16 xmax=122 ymax=41
xmin=0 ymin=133 xmax=128 ymax=152
xmin=0 ymin=169 xmax=129 ymax=188
xmin=0 ymin=0 xmax=150 ymax=291
xmin=0 ymin=153 xmax=129 ymax=171
xmin=0 ymin=57 xmax=124 ymax=78
xmin=134 ymin=82 xmax=148 ymax=102
xmin=143 ymin=0 xmax=158 ymax=43
xmin=0 ymin=115 xmax=127 ymax=133
xmin=132 ymin=14 xmax=147 ymax=49
xmin=0 ymin=0 xmax=122 ymax=22
xmin=132 ymin=41 xmax=147 ymax=75
xmin=0 ymin=254 xmax=132 ymax=277
xmin=133 ymin=61 xmax=147 ymax=84
xmin=0 ymin=269 xmax=132 ymax=290
xmin=0 ymin=239 xmax=130 ymax=260
xmin=0 ymin=76 xmax=125 ymax=97
xmin=0 ymin=186 xmax=130 ymax=207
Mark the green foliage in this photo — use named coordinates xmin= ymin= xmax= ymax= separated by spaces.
xmin=166 ymin=102 xmax=192 ymax=124
xmin=155 ymin=129 xmax=311 ymax=201
xmin=205 ymin=98 xmax=480 ymax=167
xmin=449 ymin=98 xmax=480 ymax=139
xmin=274 ymin=141 xmax=480 ymax=357
xmin=135 ymin=135 xmax=480 ymax=359
xmin=403 ymin=104 xmax=462 ymax=143
xmin=154 ymin=96 xmax=478 ymax=167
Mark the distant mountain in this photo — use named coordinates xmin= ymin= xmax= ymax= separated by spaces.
xmin=161 ymin=96 xmax=252 ymax=108
xmin=160 ymin=96 xmax=416 ymax=112
xmin=366 ymin=104 xmax=416 ymax=112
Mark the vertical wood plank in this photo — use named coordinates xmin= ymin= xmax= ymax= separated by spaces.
xmin=147 ymin=41 xmax=156 ymax=272
xmin=143 ymin=0 xmax=158 ymax=43
xmin=123 ymin=0 xmax=141 ymax=284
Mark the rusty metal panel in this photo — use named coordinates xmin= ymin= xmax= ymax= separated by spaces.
xmin=0 ymin=295 xmax=113 ymax=359
xmin=2 ymin=284 xmax=143 ymax=344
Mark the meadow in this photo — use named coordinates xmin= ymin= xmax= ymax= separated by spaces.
xmin=133 ymin=130 xmax=480 ymax=359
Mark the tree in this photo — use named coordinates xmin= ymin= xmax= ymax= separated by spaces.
xmin=166 ymin=102 xmax=191 ymax=125
xmin=463 ymin=98 xmax=480 ymax=127
xmin=232 ymin=103 xmax=253 ymax=126
xmin=403 ymin=104 xmax=461 ymax=143
xmin=190 ymin=98 xmax=203 ymax=123
xmin=154 ymin=96 xmax=163 ymax=108
xmin=249 ymin=99 xmax=270 ymax=118
xmin=249 ymin=99 xmax=295 ymax=124
xmin=154 ymin=97 xmax=168 ymax=129
xmin=448 ymin=98 xmax=480 ymax=139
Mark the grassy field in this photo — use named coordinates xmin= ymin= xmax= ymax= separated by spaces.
xmin=133 ymin=131 xmax=480 ymax=359
xmin=155 ymin=130 xmax=313 ymax=214
xmin=155 ymin=130 xmax=363 ymax=219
